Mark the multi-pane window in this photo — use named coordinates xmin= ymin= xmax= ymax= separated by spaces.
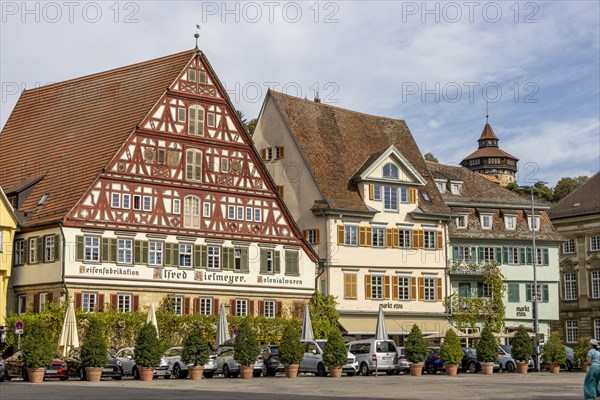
xmin=592 ymin=271 xmax=600 ymax=299
xmin=117 ymin=239 xmax=133 ymax=264
xmin=591 ymin=235 xmax=600 ymax=251
xmin=595 ymin=319 xmax=600 ymax=341
xmin=564 ymin=273 xmax=577 ymax=300
xmin=456 ymin=215 xmax=467 ymax=228
xmin=535 ymin=248 xmax=544 ymax=266
xmin=437 ymin=182 xmax=446 ymax=193
xmin=424 ymin=277 xmax=436 ymax=301
xmin=228 ymin=205 xmax=235 ymax=220
xmin=118 ymin=294 xmax=132 ymax=312
xmin=483 ymin=247 xmax=495 ymax=262
xmin=481 ymin=215 xmax=492 ymax=229
xmin=482 ymin=283 xmax=492 ymax=298
xmin=84 ymin=237 xmax=100 ymax=262
xmin=82 ymin=293 xmax=97 ymax=313
xmin=177 ymin=107 xmax=186 ymax=122
xmin=133 ymin=195 xmax=141 ymax=210
xmin=372 ymin=227 xmax=385 ymax=248
xmin=264 ymin=300 xmax=276 ymax=318
xmin=345 ymin=226 xmax=358 ymax=246
xmin=236 ymin=299 xmax=248 ymax=317
xmin=208 ymin=246 xmax=220 ymax=269
xmin=458 ymin=282 xmax=471 ymax=298
xmin=38 ymin=292 xmax=48 ymax=312
xmin=245 ymin=207 xmax=253 ymax=221
xmin=184 ymin=196 xmax=201 ymax=228
xmin=234 ymin=248 xmax=242 ymax=271
xmin=265 ymin=250 xmax=274 ymax=273
xmin=188 ymin=105 xmax=205 ymax=136
xmin=424 ymin=231 xmax=436 ymax=250
xmin=203 ymin=202 xmax=212 ymax=218
xmin=306 ymin=229 xmax=318 ymax=244
xmin=122 ymin=194 xmax=131 ymax=209
xmin=143 ymin=196 xmax=152 ymax=212
xmin=563 ymin=239 xmax=575 ymax=254
xmin=507 ymin=247 xmax=519 ymax=265
xmin=14 ymin=240 xmax=24 ymax=265
xmin=371 ymin=275 xmax=384 ymax=300
xmin=199 ymin=298 xmax=212 ymax=315
xmin=399 ymin=229 xmax=412 ymax=248
xmin=180 ymin=244 xmax=193 ymax=268
xmin=383 ymin=186 xmax=398 ymax=211
xmin=526 ymin=283 xmax=549 ymax=303
xmin=451 ymin=183 xmax=461 ymax=195
xmin=186 ymin=149 xmax=202 ymax=181
xmin=173 ymin=199 xmax=180 ymax=214
xmin=220 ymin=158 xmax=229 ymax=173
xmin=565 ymin=320 xmax=578 ymax=343
xmin=528 ymin=216 xmax=540 ymax=231
xmin=111 ymin=193 xmax=120 ymax=208
xmin=237 ymin=206 xmax=244 ymax=221
xmin=254 ymin=208 xmax=262 ymax=222
xmin=456 ymin=246 xmax=471 ymax=262
xmin=400 ymin=187 xmax=409 ymax=203
xmin=44 ymin=236 xmax=55 ymax=262
xmin=29 ymin=238 xmax=37 ymax=263
xmin=373 ymin=185 xmax=381 ymax=201
xmin=173 ymin=296 xmax=184 ymax=315
xmin=207 ymin=112 xmax=215 ymax=127
xmin=17 ymin=295 xmax=26 ymax=314
xmin=382 ymin=163 xmax=399 ymax=179
xmin=398 ymin=276 xmax=410 ymax=300
xmin=149 ymin=242 xmax=163 ymax=266
xmin=505 ymin=216 xmax=516 ymax=230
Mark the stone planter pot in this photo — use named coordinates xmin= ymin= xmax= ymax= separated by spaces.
xmin=188 ymin=365 xmax=204 ymax=380
xmin=549 ymin=363 xmax=560 ymax=374
xmin=285 ymin=364 xmax=299 ymax=378
xmin=328 ymin=366 xmax=342 ymax=378
xmin=85 ymin=367 xmax=103 ymax=382
xmin=582 ymin=363 xmax=590 ymax=373
xmin=481 ymin=362 xmax=495 ymax=375
xmin=139 ymin=367 xmax=155 ymax=381
xmin=240 ymin=365 xmax=254 ymax=379
xmin=409 ymin=363 xmax=423 ymax=376
xmin=27 ymin=367 xmax=46 ymax=383
xmin=516 ymin=361 xmax=528 ymax=374
xmin=445 ymin=364 xmax=459 ymax=376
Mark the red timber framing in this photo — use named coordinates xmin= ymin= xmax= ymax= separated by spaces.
xmin=65 ymin=51 xmax=317 ymax=257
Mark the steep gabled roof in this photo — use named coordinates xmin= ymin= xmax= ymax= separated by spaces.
xmin=268 ymin=91 xmax=451 ymax=216
xmin=0 ymin=51 xmax=195 ymax=226
xmin=478 ymin=122 xmax=499 ymax=140
xmin=547 ymin=172 xmax=600 ymax=219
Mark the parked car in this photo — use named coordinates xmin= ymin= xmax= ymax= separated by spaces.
xmin=3 ymin=351 xmax=69 ymax=381
xmin=395 ymin=347 xmax=410 ymax=374
xmin=114 ymin=347 xmax=170 ymax=379
xmin=162 ymin=346 xmax=218 ymax=379
xmin=262 ymin=345 xmax=285 ymax=377
xmin=539 ymin=345 xmax=578 ymax=371
xmin=299 ymin=339 xmax=359 ymax=377
xmin=0 ymin=356 xmax=7 ymax=382
xmin=214 ymin=345 xmax=265 ymax=378
xmin=499 ymin=345 xmax=534 ymax=372
xmin=459 ymin=348 xmax=500 ymax=373
xmin=424 ymin=348 xmax=445 ymax=374
xmin=346 ymin=339 xmax=398 ymax=376
xmin=63 ymin=348 xmax=123 ymax=380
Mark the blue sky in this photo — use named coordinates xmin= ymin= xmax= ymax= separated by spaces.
xmin=1 ymin=1 xmax=598 ymax=186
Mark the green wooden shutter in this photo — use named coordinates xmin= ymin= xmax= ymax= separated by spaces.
xmin=525 ymin=284 xmax=532 ymax=302
xmin=36 ymin=238 xmax=43 ymax=263
xmin=222 ymin=248 xmax=231 ymax=270
xmin=101 ymin=238 xmax=110 ymax=263
xmin=134 ymin=240 xmax=141 ymax=264
xmin=241 ymin=247 xmax=249 ymax=272
xmin=75 ymin=236 xmax=84 ymax=262
xmin=478 ymin=247 xmax=484 ymax=262
xmin=543 ymin=248 xmax=549 ymax=266
xmin=109 ymin=239 xmax=117 ymax=263
xmin=542 ymin=284 xmax=549 ymax=302
xmin=201 ymin=245 xmax=208 ymax=268
xmin=471 ymin=246 xmax=478 ymax=263
xmin=164 ymin=243 xmax=172 ymax=267
xmin=477 ymin=282 xmax=484 ymax=297
xmin=141 ymin=241 xmax=148 ymax=265
xmin=519 ymin=248 xmax=526 ymax=265
xmin=459 ymin=282 xmax=470 ymax=298
xmin=172 ymin=244 xmax=179 ymax=267
xmin=452 ymin=246 xmax=458 ymax=261
xmin=502 ymin=247 xmax=509 ymax=264
xmin=260 ymin=249 xmax=267 ymax=273
xmin=507 ymin=283 xmax=520 ymax=302
xmin=526 ymin=248 xmax=533 ymax=264
xmin=495 ymin=247 xmax=502 ymax=263
xmin=54 ymin=234 xmax=61 ymax=261
xmin=194 ymin=245 xmax=202 ymax=268
xmin=274 ymin=251 xmax=281 ymax=273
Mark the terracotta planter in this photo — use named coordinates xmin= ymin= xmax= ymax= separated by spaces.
xmin=582 ymin=363 xmax=589 ymax=373
xmin=549 ymin=363 xmax=560 ymax=374
xmin=188 ymin=365 xmax=204 ymax=380
xmin=85 ymin=367 xmax=103 ymax=382
xmin=27 ymin=367 xmax=46 ymax=383
xmin=285 ymin=364 xmax=299 ymax=378
xmin=481 ymin=362 xmax=495 ymax=375
xmin=139 ymin=367 xmax=155 ymax=381
xmin=516 ymin=361 xmax=528 ymax=374
xmin=409 ymin=363 xmax=423 ymax=376
xmin=240 ymin=365 xmax=254 ymax=379
xmin=328 ymin=366 xmax=342 ymax=378
xmin=445 ymin=364 xmax=459 ymax=376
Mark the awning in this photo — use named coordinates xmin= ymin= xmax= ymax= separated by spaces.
xmin=339 ymin=315 xmax=452 ymax=336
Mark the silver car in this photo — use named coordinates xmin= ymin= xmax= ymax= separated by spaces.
xmin=114 ymin=347 xmax=170 ymax=379
xmin=395 ymin=346 xmax=410 ymax=373
xmin=162 ymin=346 xmax=218 ymax=379
xmin=214 ymin=345 xmax=265 ymax=378
xmin=347 ymin=339 xmax=398 ymax=376
xmin=299 ymin=339 xmax=359 ymax=377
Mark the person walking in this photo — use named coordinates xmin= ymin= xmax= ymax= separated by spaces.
xmin=585 ymin=339 xmax=600 ymax=400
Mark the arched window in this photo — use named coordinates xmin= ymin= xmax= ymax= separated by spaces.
xmin=188 ymin=105 xmax=205 ymax=136
xmin=382 ymin=163 xmax=399 ymax=179
xmin=183 ymin=195 xmax=200 ymax=228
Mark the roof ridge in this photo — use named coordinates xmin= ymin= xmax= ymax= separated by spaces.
xmin=23 ymin=50 xmax=195 ymax=94
xmin=552 ymin=171 xmax=599 ymax=207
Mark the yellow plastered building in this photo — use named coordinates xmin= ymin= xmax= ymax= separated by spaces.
xmin=0 ymin=187 xmax=18 ymax=325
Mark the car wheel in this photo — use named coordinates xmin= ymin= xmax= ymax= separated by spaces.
xmin=427 ymin=364 xmax=436 ymax=375
xmin=253 ymin=370 xmax=262 ymax=378
xmin=164 ymin=375 xmax=171 ymax=379
xmin=506 ymin=362 xmax=515 ymax=373
xmin=79 ymin=368 xmax=86 ymax=381
xmin=60 ymin=376 xmax=69 ymax=381
xmin=223 ymin=364 xmax=231 ymax=378
xmin=360 ymin=362 xmax=371 ymax=376
xmin=173 ymin=365 xmax=182 ymax=379
xmin=468 ymin=362 xmax=478 ymax=373
xmin=133 ymin=367 xmax=140 ymax=380
xmin=112 ymin=376 xmax=122 ymax=380
xmin=565 ymin=360 xmax=572 ymax=371
xmin=203 ymin=372 xmax=214 ymax=379
xmin=22 ymin=369 xmax=29 ymax=382
xmin=346 ymin=371 xmax=356 ymax=377
xmin=317 ymin=363 xmax=327 ymax=377
xmin=386 ymin=370 xmax=395 ymax=376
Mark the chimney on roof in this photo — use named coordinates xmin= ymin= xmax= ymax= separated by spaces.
xmin=314 ymin=91 xmax=321 ymax=103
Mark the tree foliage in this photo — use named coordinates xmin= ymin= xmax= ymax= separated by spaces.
xmin=543 ymin=331 xmax=566 ymax=365
xmin=246 ymin=119 xmax=258 ymax=136
xmin=476 ymin=323 xmax=498 ymax=363
xmin=424 ymin=152 xmax=438 ymax=163
xmin=440 ymin=330 xmax=463 ymax=364
xmin=234 ymin=319 xmax=260 ymax=366
xmin=573 ymin=336 xmax=592 ymax=365
xmin=506 ymin=176 xmax=589 ymax=202
xmin=80 ymin=317 xmax=108 ymax=368
xmin=553 ymin=176 xmax=588 ymax=201
xmin=322 ymin=326 xmax=347 ymax=367
xmin=181 ymin=322 xmax=211 ymax=366
xmin=405 ymin=324 xmax=428 ymax=364
xmin=21 ymin=319 xmax=56 ymax=368
xmin=308 ymin=291 xmax=339 ymax=339
xmin=134 ymin=323 xmax=162 ymax=367
xmin=510 ymin=325 xmax=532 ymax=363
xmin=279 ymin=324 xmax=304 ymax=365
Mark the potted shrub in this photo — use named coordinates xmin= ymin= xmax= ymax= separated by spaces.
xmin=544 ymin=331 xmax=566 ymax=374
xmin=21 ymin=319 xmax=57 ymax=383
xmin=233 ymin=319 xmax=259 ymax=379
xmin=278 ymin=324 xmax=304 ymax=378
xmin=440 ymin=330 xmax=462 ymax=376
xmin=181 ymin=322 xmax=211 ymax=380
xmin=135 ymin=323 xmax=162 ymax=381
xmin=405 ymin=324 xmax=428 ymax=376
xmin=510 ymin=326 xmax=532 ymax=374
xmin=476 ymin=323 xmax=498 ymax=375
xmin=574 ymin=336 xmax=592 ymax=373
xmin=80 ymin=317 xmax=108 ymax=382
xmin=322 ymin=326 xmax=347 ymax=378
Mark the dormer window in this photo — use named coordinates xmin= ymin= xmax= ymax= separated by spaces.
xmin=504 ymin=215 xmax=516 ymax=230
xmin=450 ymin=183 xmax=462 ymax=195
xmin=456 ymin=215 xmax=467 ymax=229
xmin=481 ymin=214 xmax=493 ymax=229
xmin=528 ymin=216 xmax=540 ymax=231
xmin=436 ymin=182 xmax=446 ymax=193
xmin=382 ymin=163 xmax=399 ymax=179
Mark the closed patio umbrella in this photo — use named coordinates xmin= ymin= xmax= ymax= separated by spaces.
xmin=374 ymin=305 xmax=388 ymax=340
xmin=147 ymin=303 xmax=159 ymax=338
xmin=58 ymin=298 xmax=80 ymax=357
xmin=301 ymin=304 xmax=314 ymax=340
xmin=216 ymin=303 xmax=231 ymax=348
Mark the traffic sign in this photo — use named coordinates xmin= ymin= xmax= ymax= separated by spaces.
xmin=15 ymin=329 xmax=23 ymax=335
xmin=15 ymin=321 xmax=23 ymax=330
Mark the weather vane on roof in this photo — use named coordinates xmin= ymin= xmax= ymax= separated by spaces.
xmin=486 ymin=100 xmax=489 ymax=123
xmin=194 ymin=25 xmax=201 ymax=51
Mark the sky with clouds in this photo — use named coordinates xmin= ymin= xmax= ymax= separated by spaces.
xmin=1 ymin=0 xmax=598 ymax=186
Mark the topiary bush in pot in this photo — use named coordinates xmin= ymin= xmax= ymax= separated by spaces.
xmin=405 ymin=324 xmax=428 ymax=376
xmin=21 ymin=318 xmax=57 ymax=383
xmin=233 ymin=319 xmax=259 ymax=379
xmin=135 ymin=323 xmax=162 ymax=380
xmin=181 ymin=322 xmax=211 ymax=379
xmin=322 ymin=326 xmax=347 ymax=378
xmin=80 ymin=317 xmax=108 ymax=381
xmin=476 ymin=323 xmax=498 ymax=374
xmin=440 ymin=330 xmax=463 ymax=375
xmin=574 ymin=336 xmax=592 ymax=372
xmin=544 ymin=331 xmax=566 ymax=373
xmin=510 ymin=326 xmax=532 ymax=373
xmin=278 ymin=323 xmax=304 ymax=378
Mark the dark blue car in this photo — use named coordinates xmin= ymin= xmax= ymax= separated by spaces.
xmin=424 ymin=348 xmax=445 ymax=374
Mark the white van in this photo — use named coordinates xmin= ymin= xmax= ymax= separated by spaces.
xmin=346 ymin=339 xmax=399 ymax=375
xmin=299 ymin=339 xmax=359 ymax=377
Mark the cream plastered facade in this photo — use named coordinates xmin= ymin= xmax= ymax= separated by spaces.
xmin=0 ymin=188 xmax=18 ymax=325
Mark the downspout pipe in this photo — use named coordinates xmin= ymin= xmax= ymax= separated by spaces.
xmin=59 ymin=222 xmax=68 ymax=302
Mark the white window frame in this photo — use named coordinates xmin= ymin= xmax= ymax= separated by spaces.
xmin=507 ymin=247 xmax=519 ymax=265
xmin=84 ymin=236 xmax=100 ymax=262
xmin=306 ymin=229 xmax=318 ymax=244
xmin=504 ymin=215 xmax=516 ymax=230
xmin=29 ymin=238 xmax=37 ymax=263
xmin=398 ymin=276 xmax=410 ymax=301
xmin=177 ymin=107 xmax=186 ymax=122
xmin=264 ymin=300 xmax=276 ymax=318
xmin=481 ymin=214 xmax=493 ymax=229
xmin=117 ymin=239 xmax=133 ymax=264
xmin=220 ymin=158 xmax=229 ymax=173
xmin=266 ymin=250 xmax=274 ymax=273
xmin=111 ymin=193 xmax=120 ymax=208
xmin=483 ymin=246 xmax=495 ymax=262
xmin=451 ymin=183 xmax=462 ymax=195
xmin=188 ymin=105 xmax=205 ymax=136
xmin=234 ymin=248 xmax=242 ymax=271
xmin=208 ymin=246 xmax=220 ymax=270
xmin=592 ymin=271 xmax=600 ymax=299
xmin=236 ymin=299 xmax=248 ymax=317
xmin=143 ymin=196 xmax=152 ymax=212
xmin=200 ymin=298 xmax=212 ymax=315
xmin=38 ymin=292 xmax=48 ymax=312
xmin=399 ymin=229 xmax=412 ymax=249
xmin=172 ymin=296 xmax=184 ymax=315
xmin=456 ymin=215 xmax=467 ymax=229
xmin=133 ymin=194 xmax=141 ymax=211
xmin=82 ymin=293 xmax=97 ymax=313
xmin=565 ymin=320 xmax=578 ymax=343
xmin=457 ymin=246 xmax=471 ymax=262
xmin=372 ymin=227 xmax=385 ymax=248
xmin=424 ymin=230 xmax=436 ymax=250
xmin=591 ymin=235 xmax=600 ymax=251
xmin=184 ymin=195 xmax=201 ymax=228
xmin=424 ymin=277 xmax=436 ymax=301
xmin=373 ymin=185 xmax=381 ymax=201
xmin=236 ymin=206 xmax=244 ymax=221
xmin=563 ymin=239 xmax=575 ymax=254
xmin=371 ymin=275 xmax=384 ymax=300
xmin=382 ymin=163 xmax=399 ymax=179
xmin=44 ymin=235 xmax=55 ymax=262
xmin=173 ymin=199 xmax=181 ymax=215
xmin=245 ymin=206 xmax=253 ymax=222
xmin=180 ymin=244 xmax=193 ymax=268
xmin=203 ymin=202 xmax=212 ymax=218
xmin=535 ymin=248 xmax=544 ymax=266
xmin=122 ymin=194 xmax=131 ymax=210
xmin=564 ymin=273 xmax=577 ymax=301
xmin=345 ymin=226 xmax=358 ymax=246
xmin=186 ymin=148 xmax=203 ymax=182
xmin=254 ymin=208 xmax=262 ymax=222
xmin=528 ymin=216 xmax=540 ymax=231
xmin=228 ymin=205 xmax=235 ymax=220
xmin=14 ymin=240 xmax=24 ymax=265
xmin=17 ymin=294 xmax=26 ymax=314
xmin=383 ymin=186 xmax=398 ymax=211
xmin=118 ymin=294 xmax=132 ymax=313
xmin=436 ymin=182 xmax=446 ymax=193
xmin=595 ymin=319 xmax=600 ymax=341
xmin=149 ymin=241 xmax=163 ymax=266
xmin=207 ymin=112 xmax=215 ymax=127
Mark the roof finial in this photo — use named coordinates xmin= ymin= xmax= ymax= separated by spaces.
xmin=194 ymin=25 xmax=201 ymax=51
xmin=486 ymin=100 xmax=489 ymax=123
xmin=314 ymin=90 xmax=321 ymax=103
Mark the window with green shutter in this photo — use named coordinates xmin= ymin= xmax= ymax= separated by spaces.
xmin=274 ymin=251 xmax=281 ymax=274
xmin=285 ymin=250 xmax=299 ymax=275
xmin=75 ymin=236 xmax=84 ymax=261
xmin=507 ymin=283 xmax=520 ymax=302
xmin=458 ymin=282 xmax=471 ymax=298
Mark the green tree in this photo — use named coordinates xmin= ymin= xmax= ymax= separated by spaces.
xmin=21 ymin=319 xmax=57 ymax=368
xmin=476 ymin=323 xmax=498 ymax=363
xmin=181 ymin=322 xmax=211 ymax=366
xmin=322 ymin=326 xmax=347 ymax=367
xmin=235 ymin=110 xmax=248 ymax=126
xmin=424 ymin=152 xmax=438 ymax=163
xmin=510 ymin=326 xmax=532 ymax=363
xmin=573 ymin=336 xmax=592 ymax=366
xmin=279 ymin=324 xmax=304 ymax=365
xmin=233 ymin=319 xmax=259 ymax=366
xmin=246 ymin=118 xmax=258 ymax=136
xmin=80 ymin=317 xmax=108 ymax=367
xmin=553 ymin=176 xmax=588 ymax=201
xmin=134 ymin=323 xmax=162 ymax=367
xmin=440 ymin=330 xmax=463 ymax=364
xmin=308 ymin=291 xmax=339 ymax=339
xmin=405 ymin=324 xmax=428 ymax=363
xmin=544 ymin=331 xmax=566 ymax=365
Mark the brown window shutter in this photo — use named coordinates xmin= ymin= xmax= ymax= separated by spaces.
xmin=411 ymin=277 xmax=417 ymax=301
xmin=230 ymin=299 xmax=236 ymax=316
xmin=409 ymin=188 xmax=417 ymax=204
xmin=258 ymin=300 xmax=265 ymax=316
xmin=248 ymin=300 xmax=255 ymax=316
xmin=436 ymin=277 xmax=443 ymax=302
xmin=384 ymin=275 xmax=391 ymax=300
xmin=261 ymin=148 xmax=267 ymax=160
xmin=393 ymin=228 xmax=399 ymax=248
xmin=75 ymin=292 xmax=83 ymax=310
xmin=184 ymin=297 xmax=191 ymax=314
xmin=366 ymin=227 xmax=372 ymax=246
xmin=213 ymin=298 xmax=219 ymax=315
xmin=297 ymin=303 xmax=304 ymax=319
xmin=302 ymin=230 xmax=307 ymax=240
xmin=278 ymin=185 xmax=284 ymax=197
xmin=110 ymin=294 xmax=118 ymax=310
xmin=47 ymin=291 xmax=54 ymax=303
xmin=133 ymin=295 xmax=140 ymax=312
xmin=344 ymin=274 xmax=352 ymax=299
xmin=33 ymin=292 xmax=39 ymax=313
xmin=316 ymin=229 xmax=320 ymax=244
xmin=359 ymin=227 xmax=367 ymax=247
xmin=98 ymin=294 xmax=105 ymax=312
xmin=418 ymin=277 xmax=425 ymax=301
xmin=365 ymin=274 xmax=372 ymax=299
xmin=337 ymin=225 xmax=345 ymax=245
xmin=413 ymin=230 xmax=424 ymax=249
xmin=437 ymin=231 xmax=443 ymax=250
xmin=276 ymin=301 xmax=282 ymax=317
xmin=386 ymin=228 xmax=393 ymax=248
xmin=193 ymin=298 xmax=200 ymax=314
xmin=392 ymin=276 xmax=399 ymax=301
xmin=368 ymin=184 xmax=374 ymax=200
xmin=279 ymin=146 xmax=285 ymax=158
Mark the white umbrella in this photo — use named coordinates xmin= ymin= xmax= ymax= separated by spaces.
xmin=147 ymin=303 xmax=159 ymax=338
xmin=374 ymin=305 xmax=388 ymax=340
xmin=301 ymin=304 xmax=314 ymax=340
xmin=58 ymin=298 xmax=80 ymax=357
xmin=216 ymin=303 xmax=231 ymax=348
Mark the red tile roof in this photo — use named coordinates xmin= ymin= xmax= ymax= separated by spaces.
xmin=462 ymin=146 xmax=518 ymax=161
xmin=478 ymin=122 xmax=499 ymax=140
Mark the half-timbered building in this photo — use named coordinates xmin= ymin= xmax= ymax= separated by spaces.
xmin=0 ymin=50 xmax=318 ymax=317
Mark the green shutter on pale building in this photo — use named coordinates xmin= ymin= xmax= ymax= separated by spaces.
xmin=507 ymin=283 xmax=520 ymax=302
xmin=75 ymin=236 xmax=84 ymax=261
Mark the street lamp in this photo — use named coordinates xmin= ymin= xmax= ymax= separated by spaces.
xmin=528 ymin=187 xmax=540 ymax=372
